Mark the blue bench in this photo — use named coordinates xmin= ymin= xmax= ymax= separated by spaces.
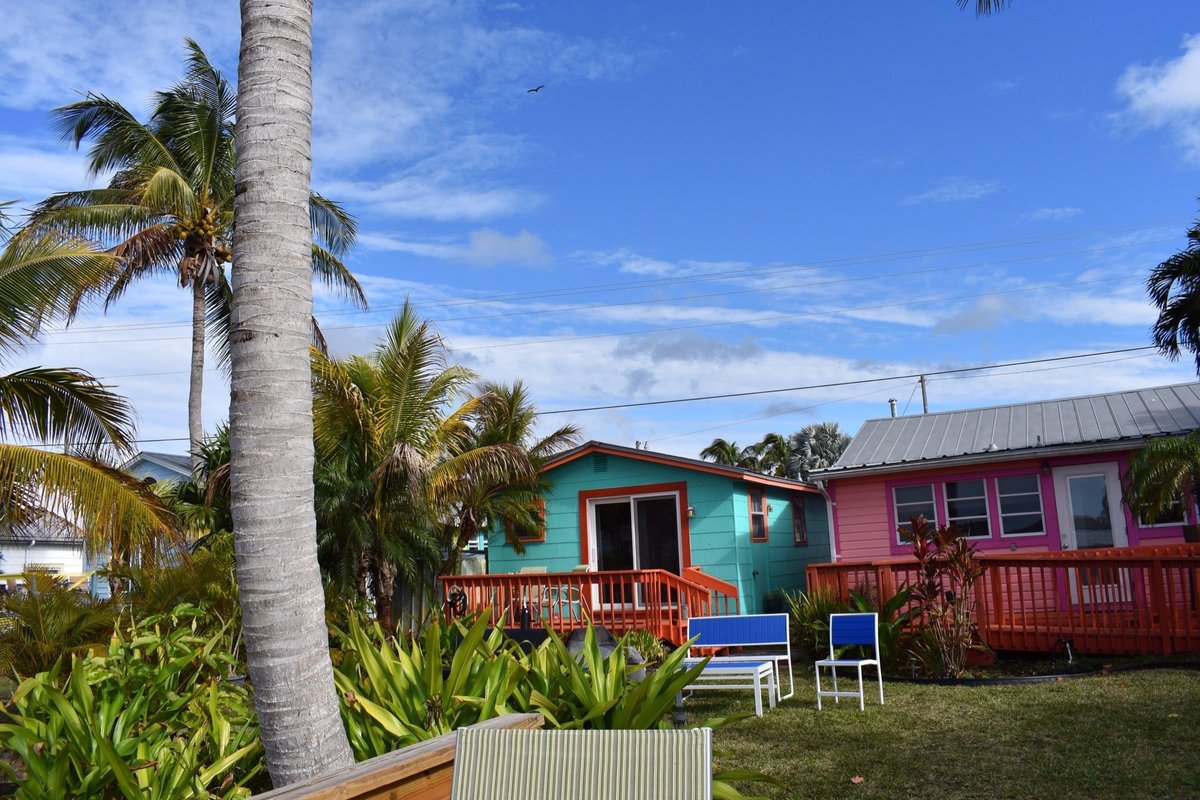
xmin=678 ymin=613 xmax=793 ymax=717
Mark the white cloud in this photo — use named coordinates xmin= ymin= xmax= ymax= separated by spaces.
xmin=902 ymin=177 xmax=1000 ymax=205
xmin=1115 ymin=33 xmax=1200 ymax=163
xmin=1023 ymin=206 xmax=1084 ymax=222
xmin=322 ymin=176 xmax=538 ymax=221
xmin=359 ymin=229 xmax=550 ymax=266
xmin=0 ymin=137 xmax=103 ymax=202
xmin=0 ymin=2 xmax=238 ymax=111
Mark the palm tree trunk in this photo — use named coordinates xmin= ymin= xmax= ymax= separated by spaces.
xmin=189 ymin=279 xmax=206 ymax=473
xmin=230 ymin=0 xmax=353 ymax=786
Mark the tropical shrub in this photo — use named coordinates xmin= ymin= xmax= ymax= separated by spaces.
xmin=517 ymin=626 xmax=709 ymax=730
xmin=846 ymin=584 xmax=917 ymax=673
xmin=333 ymin=613 xmax=528 ymax=759
xmin=0 ymin=571 xmax=116 ymax=678
xmin=0 ymin=606 xmax=263 ymax=799
xmin=784 ymin=586 xmax=851 ymax=662
xmin=900 ymin=515 xmax=988 ymax=678
xmin=620 ymin=628 xmax=668 ymax=668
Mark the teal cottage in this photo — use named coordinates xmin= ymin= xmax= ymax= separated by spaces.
xmin=485 ymin=441 xmax=831 ymax=619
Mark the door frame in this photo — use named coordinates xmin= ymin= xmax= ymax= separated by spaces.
xmin=577 ymin=481 xmax=693 ymax=570
xmin=1051 ymin=462 xmax=1130 ymax=604
xmin=586 ymin=491 xmax=684 ymax=573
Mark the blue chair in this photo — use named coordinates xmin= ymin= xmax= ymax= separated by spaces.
xmin=814 ymin=612 xmax=883 ymax=711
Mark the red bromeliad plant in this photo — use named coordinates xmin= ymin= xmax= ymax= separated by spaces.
xmin=900 ymin=515 xmax=987 ymax=678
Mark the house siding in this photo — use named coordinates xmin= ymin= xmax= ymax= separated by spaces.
xmin=488 ymin=451 xmax=830 ymax=611
xmin=830 ymin=449 xmax=1193 ymax=562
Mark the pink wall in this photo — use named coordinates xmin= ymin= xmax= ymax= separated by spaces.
xmin=829 ymin=449 xmax=1192 ymax=563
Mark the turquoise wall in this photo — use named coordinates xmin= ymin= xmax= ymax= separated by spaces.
xmin=487 ymin=452 xmax=832 ymax=612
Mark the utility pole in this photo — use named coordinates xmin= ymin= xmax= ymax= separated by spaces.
xmin=919 ymin=375 xmax=929 ymax=414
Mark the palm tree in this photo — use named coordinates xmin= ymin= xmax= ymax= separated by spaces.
xmin=1123 ymin=433 xmax=1200 ymax=524
xmin=442 ymin=380 xmax=581 ymax=564
xmin=229 ymin=0 xmax=354 ymax=782
xmin=748 ymin=432 xmax=792 ymax=478
xmin=0 ymin=213 xmax=173 ymax=563
xmin=700 ymin=438 xmax=742 ymax=467
xmin=1148 ymin=219 xmax=1200 ymax=374
xmin=788 ymin=421 xmax=852 ymax=481
xmin=25 ymin=41 xmax=364 ymax=470
xmin=311 ymin=303 xmax=500 ymax=628
xmin=959 ymin=0 xmax=1010 ymax=14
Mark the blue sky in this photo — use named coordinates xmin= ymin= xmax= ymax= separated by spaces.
xmin=2 ymin=1 xmax=1200 ymax=459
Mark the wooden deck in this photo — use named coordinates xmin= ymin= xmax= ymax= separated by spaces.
xmin=807 ymin=544 xmax=1200 ymax=655
xmin=440 ymin=567 xmax=739 ymax=644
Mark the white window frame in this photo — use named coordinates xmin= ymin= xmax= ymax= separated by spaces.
xmin=995 ymin=474 xmax=1047 ymax=539
xmin=1137 ymin=496 xmax=1188 ymax=528
xmin=893 ymin=483 xmax=937 ymax=544
xmin=942 ymin=479 xmax=991 ymax=540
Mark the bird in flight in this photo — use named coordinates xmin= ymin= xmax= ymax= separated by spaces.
xmin=527 ymin=85 xmax=544 ymax=93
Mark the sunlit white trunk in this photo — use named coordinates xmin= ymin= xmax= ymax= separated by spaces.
xmin=188 ymin=279 xmax=205 ymax=473
xmin=230 ymin=0 xmax=354 ymax=786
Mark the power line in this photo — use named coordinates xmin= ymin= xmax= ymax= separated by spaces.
xmin=538 ymin=346 xmax=1161 ymax=415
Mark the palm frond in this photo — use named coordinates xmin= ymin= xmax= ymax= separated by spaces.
xmin=0 ymin=231 xmax=121 ymax=350
xmin=0 ymin=366 xmax=137 ymax=451
xmin=311 ymin=243 xmax=367 ymax=308
xmin=0 ymin=445 xmax=175 ymax=555
xmin=51 ymin=94 xmax=180 ymax=177
xmin=310 ymin=192 xmax=358 ymax=257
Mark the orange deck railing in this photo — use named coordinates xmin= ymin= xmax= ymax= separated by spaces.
xmin=440 ymin=568 xmax=740 ymax=644
xmin=806 ymin=544 xmax=1200 ymax=655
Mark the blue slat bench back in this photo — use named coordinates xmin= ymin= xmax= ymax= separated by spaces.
xmin=688 ymin=614 xmax=789 ymax=648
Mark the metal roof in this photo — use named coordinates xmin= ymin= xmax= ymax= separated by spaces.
xmin=814 ymin=382 xmax=1200 ymax=478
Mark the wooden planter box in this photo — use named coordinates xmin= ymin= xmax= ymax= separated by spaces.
xmin=252 ymin=713 xmax=543 ymax=800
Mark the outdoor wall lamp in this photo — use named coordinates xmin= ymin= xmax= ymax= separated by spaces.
xmin=1040 ymin=460 xmax=1052 ymax=476
xmin=687 ymin=505 xmax=696 ymax=518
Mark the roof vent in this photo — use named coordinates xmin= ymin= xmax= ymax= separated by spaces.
xmin=593 ymin=454 xmax=608 ymax=473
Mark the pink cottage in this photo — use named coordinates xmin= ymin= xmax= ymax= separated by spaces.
xmin=811 ymin=382 xmax=1200 ymax=562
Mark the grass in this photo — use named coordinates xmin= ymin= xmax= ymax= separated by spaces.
xmin=686 ymin=668 xmax=1200 ymax=800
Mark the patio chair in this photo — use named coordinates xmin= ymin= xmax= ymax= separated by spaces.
xmin=450 ymin=727 xmax=712 ymax=800
xmin=540 ymin=583 xmax=586 ymax=623
xmin=814 ymin=612 xmax=883 ymax=711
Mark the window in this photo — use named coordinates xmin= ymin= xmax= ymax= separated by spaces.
xmin=893 ymin=484 xmax=936 ymax=541
xmin=1138 ymin=496 xmax=1187 ymax=527
xmin=504 ymin=499 xmax=546 ymax=543
xmin=792 ymin=495 xmax=808 ymax=546
xmin=995 ymin=475 xmax=1045 ymax=537
xmin=749 ymin=488 xmax=768 ymax=542
xmin=944 ymin=479 xmax=990 ymax=539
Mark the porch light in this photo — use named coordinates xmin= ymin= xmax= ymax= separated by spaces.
xmin=687 ymin=505 xmax=696 ymax=518
xmin=1040 ymin=460 xmax=1051 ymax=476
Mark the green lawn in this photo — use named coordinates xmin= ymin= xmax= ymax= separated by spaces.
xmin=685 ymin=668 xmax=1200 ymax=800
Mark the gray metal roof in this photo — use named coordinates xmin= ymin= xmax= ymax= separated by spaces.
xmin=815 ymin=382 xmax=1200 ymax=478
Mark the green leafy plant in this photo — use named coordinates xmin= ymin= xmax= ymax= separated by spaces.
xmin=333 ymin=612 xmax=528 ymax=759
xmin=621 ymin=628 xmax=668 ymax=669
xmin=784 ymin=586 xmax=851 ymax=662
xmin=847 ymin=583 xmax=916 ymax=672
xmin=900 ymin=515 xmax=988 ymax=678
xmin=0 ymin=570 xmax=117 ymax=678
xmin=520 ymin=626 xmax=709 ymax=730
xmin=0 ymin=606 xmax=263 ymax=799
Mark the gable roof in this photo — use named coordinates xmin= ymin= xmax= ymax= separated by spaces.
xmin=813 ymin=382 xmax=1200 ymax=480
xmin=542 ymin=440 xmax=819 ymax=493
xmin=121 ymin=451 xmax=192 ymax=480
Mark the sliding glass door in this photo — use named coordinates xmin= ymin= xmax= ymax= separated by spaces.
xmin=591 ymin=493 xmax=681 ymax=604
